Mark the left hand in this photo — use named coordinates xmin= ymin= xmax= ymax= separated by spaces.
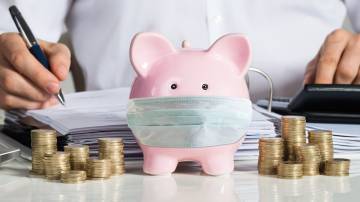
xmin=304 ymin=29 xmax=360 ymax=84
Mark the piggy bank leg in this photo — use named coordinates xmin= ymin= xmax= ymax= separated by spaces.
xmin=200 ymin=152 xmax=234 ymax=176
xmin=143 ymin=151 xmax=178 ymax=175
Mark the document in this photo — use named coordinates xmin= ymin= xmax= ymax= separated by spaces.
xmin=5 ymin=88 xmax=276 ymax=160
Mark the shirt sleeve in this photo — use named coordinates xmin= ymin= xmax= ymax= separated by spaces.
xmin=0 ymin=0 xmax=72 ymax=42
xmin=345 ymin=0 xmax=360 ymax=33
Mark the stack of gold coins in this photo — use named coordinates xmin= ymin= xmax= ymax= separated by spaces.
xmin=64 ymin=144 xmax=89 ymax=170
xmin=277 ymin=161 xmax=303 ymax=179
xmin=87 ymin=158 xmax=112 ymax=179
xmin=308 ymin=130 xmax=333 ymax=172
xmin=324 ymin=158 xmax=350 ymax=176
xmin=281 ymin=116 xmax=306 ymax=161
xmin=98 ymin=138 xmax=125 ymax=175
xmin=43 ymin=152 xmax=71 ymax=180
xmin=258 ymin=137 xmax=284 ymax=175
xmin=30 ymin=129 xmax=57 ymax=175
xmin=296 ymin=144 xmax=321 ymax=175
xmin=61 ymin=170 xmax=87 ymax=184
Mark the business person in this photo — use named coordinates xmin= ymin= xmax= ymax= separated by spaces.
xmin=0 ymin=0 xmax=359 ymax=109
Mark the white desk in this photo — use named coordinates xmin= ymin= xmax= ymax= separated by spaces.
xmin=1 ymin=134 xmax=360 ymax=202
xmin=1 ymin=157 xmax=360 ymax=201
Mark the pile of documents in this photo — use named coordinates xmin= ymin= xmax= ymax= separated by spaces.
xmin=235 ymin=108 xmax=277 ymax=160
xmin=3 ymin=88 xmax=277 ymax=161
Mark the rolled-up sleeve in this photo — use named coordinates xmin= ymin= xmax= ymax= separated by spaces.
xmin=0 ymin=0 xmax=72 ymax=42
xmin=345 ymin=0 xmax=360 ymax=33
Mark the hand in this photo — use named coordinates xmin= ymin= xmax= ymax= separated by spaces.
xmin=0 ymin=32 xmax=71 ymax=110
xmin=304 ymin=29 xmax=360 ymax=84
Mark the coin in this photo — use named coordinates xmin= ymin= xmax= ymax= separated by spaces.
xmin=324 ymin=158 xmax=350 ymax=176
xmin=308 ymin=130 xmax=333 ymax=173
xmin=258 ymin=137 xmax=284 ymax=175
xmin=98 ymin=138 xmax=125 ymax=175
xmin=61 ymin=170 xmax=87 ymax=184
xmin=258 ymin=118 xmax=351 ymax=179
xmin=43 ymin=152 xmax=71 ymax=180
xmin=30 ymin=131 xmax=125 ymax=183
xmin=296 ymin=144 xmax=321 ymax=176
xmin=30 ymin=129 xmax=57 ymax=175
xmin=64 ymin=144 xmax=89 ymax=170
xmin=281 ymin=116 xmax=306 ymax=161
xmin=87 ymin=158 xmax=112 ymax=179
xmin=277 ymin=161 xmax=303 ymax=179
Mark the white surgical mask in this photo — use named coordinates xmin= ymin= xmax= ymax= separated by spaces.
xmin=127 ymin=96 xmax=252 ymax=148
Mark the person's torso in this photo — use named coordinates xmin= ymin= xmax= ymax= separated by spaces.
xmin=66 ymin=0 xmax=346 ymax=100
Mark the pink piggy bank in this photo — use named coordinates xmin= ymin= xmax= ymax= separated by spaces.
xmin=129 ymin=32 xmax=251 ymax=175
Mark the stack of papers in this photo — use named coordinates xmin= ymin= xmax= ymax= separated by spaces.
xmin=4 ymin=88 xmax=277 ymax=161
xmin=251 ymin=106 xmax=360 ymax=159
xmin=235 ymin=109 xmax=277 ymax=160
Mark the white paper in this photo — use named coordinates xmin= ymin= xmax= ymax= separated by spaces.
xmin=11 ymin=88 xmax=277 ymax=160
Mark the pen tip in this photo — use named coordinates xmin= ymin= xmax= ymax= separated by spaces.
xmin=57 ymin=89 xmax=66 ymax=106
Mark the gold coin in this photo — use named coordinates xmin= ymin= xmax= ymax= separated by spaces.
xmin=308 ymin=130 xmax=334 ymax=173
xmin=60 ymin=170 xmax=87 ymax=183
xmin=64 ymin=144 xmax=89 ymax=170
xmin=30 ymin=129 xmax=57 ymax=175
xmin=87 ymin=158 xmax=113 ymax=179
xmin=43 ymin=151 xmax=71 ymax=180
xmin=324 ymin=158 xmax=350 ymax=176
xmin=281 ymin=116 xmax=307 ymax=161
xmin=277 ymin=161 xmax=303 ymax=179
xmin=97 ymin=138 xmax=126 ymax=175
xmin=258 ymin=137 xmax=284 ymax=175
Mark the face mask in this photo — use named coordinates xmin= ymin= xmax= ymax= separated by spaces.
xmin=127 ymin=96 xmax=252 ymax=148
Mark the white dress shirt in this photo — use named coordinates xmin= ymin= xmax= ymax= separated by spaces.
xmin=0 ymin=0 xmax=359 ymax=100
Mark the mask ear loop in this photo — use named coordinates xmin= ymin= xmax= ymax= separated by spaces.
xmin=246 ymin=67 xmax=274 ymax=112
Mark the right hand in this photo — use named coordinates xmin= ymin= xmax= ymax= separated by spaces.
xmin=0 ymin=32 xmax=71 ymax=110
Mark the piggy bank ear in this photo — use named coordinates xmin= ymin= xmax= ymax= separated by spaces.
xmin=208 ymin=34 xmax=251 ymax=76
xmin=130 ymin=32 xmax=176 ymax=77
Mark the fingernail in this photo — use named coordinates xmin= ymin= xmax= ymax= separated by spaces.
xmin=46 ymin=82 xmax=59 ymax=94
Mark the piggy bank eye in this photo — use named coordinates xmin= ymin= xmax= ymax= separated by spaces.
xmin=202 ymin=84 xmax=208 ymax=90
xmin=171 ymin=83 xmax=177 ymax=90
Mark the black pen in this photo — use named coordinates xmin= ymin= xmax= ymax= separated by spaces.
xmin=8 ymin=5 xmax=66 ymax=106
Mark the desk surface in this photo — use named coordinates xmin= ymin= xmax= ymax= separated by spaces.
xmin=1 ymin=132 xmax=360 ymax=202
xmin=1 ymin=157 xmax=360 ymax=202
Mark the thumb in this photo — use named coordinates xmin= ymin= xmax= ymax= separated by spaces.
xmin=39 ymin=40 xmax=71 ymax=81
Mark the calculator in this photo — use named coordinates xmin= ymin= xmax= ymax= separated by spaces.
xmin=257 ymin=84 xmax=360 ymax=123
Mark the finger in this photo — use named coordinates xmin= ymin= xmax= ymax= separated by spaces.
xmin=39 ymin=40 xmax=71 ymax=81
xmin=304 ymin=51 xmax=320 ymax=84
xmin=0 ymin=88 xmax=46 ymax=110
xmin=315 ymin=29 xmax=352 ymax=84
xmin=37 ymin=96 xmax=58 ymax=109
xmin=0 ymin=65 xmax=50 ymax=102
xmin=0 ymin=34 xmax=60 ymax=94
xmin=334 ymin=36 xmax=360 ymax=84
